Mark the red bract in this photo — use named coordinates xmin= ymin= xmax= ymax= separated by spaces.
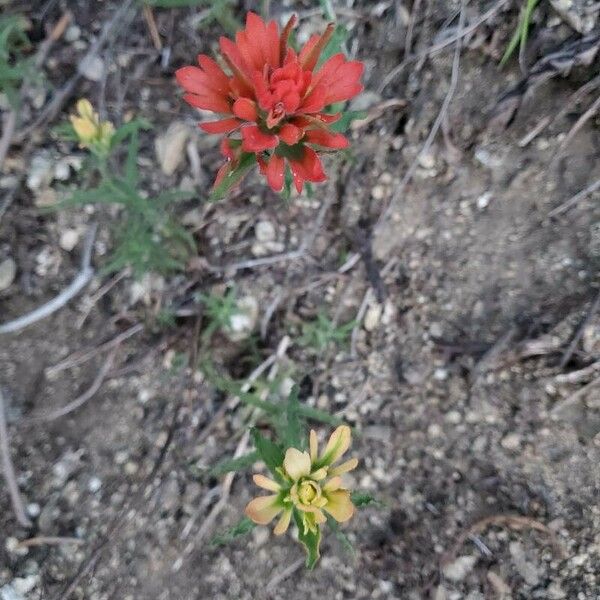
xmin=176 ymin=12 xmax=363 ymax=194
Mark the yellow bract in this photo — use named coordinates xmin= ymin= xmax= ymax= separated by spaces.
xmin=244 ymin=425 xmax=358 ymax=539
xmin=70 ymin=98 xmax=114 ymax=153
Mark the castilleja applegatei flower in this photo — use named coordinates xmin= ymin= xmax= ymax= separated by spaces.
xmin=176 ymin=12 xmax=363 ymax=194
xmin=245 ymin=425 xmax=358 ymax=560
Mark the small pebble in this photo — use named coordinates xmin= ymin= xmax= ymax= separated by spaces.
xmin=0 ymin=258 xmax=16 ymax=291
xmin=442 ymin=555 xmax=477 ymax=582
xmin=59 ymin=229 xmax=80 ymax=252
xmin=80 ymin=55 xmax=105 ymax=82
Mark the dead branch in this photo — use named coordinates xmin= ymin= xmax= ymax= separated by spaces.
xmin=0 ymin=225 xmax=97 ymax=335
xmin=548 ymin=178 xmax=600 ymax=218
xmin=0 ymin=390 xmax=32 ymax=528
xmin=445 ymin=514 xmax=567 ymax=564
xmin=17 ymin=536 xmax=84 ymax=549
xmin=46 ymin=322 xmax=143 ymax=376
xmin=22 ymin=350 xmax=117 ymax=424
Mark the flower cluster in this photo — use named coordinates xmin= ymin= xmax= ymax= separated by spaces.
xmin=176 ymin=12 xmax=363 ymax=194
xmin=245 ymin=425 xmax=358 ymax=544
xmin=70 ymin=99 xmax=114 ymax=156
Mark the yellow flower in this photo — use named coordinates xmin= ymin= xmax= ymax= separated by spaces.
xmin=244 ymin=425 xmax=358 ymax=539
xmin=70 ymin=99 xmax=114 ymax=153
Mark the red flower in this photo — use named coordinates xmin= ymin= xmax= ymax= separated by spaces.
xmin=176 ymin=12 xmax=363 ymax=194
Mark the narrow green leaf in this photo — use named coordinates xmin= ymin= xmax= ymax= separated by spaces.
xmin=293 ymin=509 xmax=321 ymax=569
xmin=211 ymin=517 xmax=256 ymax=547
xmin=297 ymin=404 xmax=344 ymax=427
xmin=209 ymin=450 xmax=259 ymax=477
xmin=251 ymin=428 xmax=284 ymax=478
xmin=330 ymin=110 xmax=367 ymax=133
xmin=500 ymin=0 xmax=540 ymax=66
xmin=316 ymin=24 xmax=348 ymax=70
xmin=109 ymin=118 xmax=151 ymax=152
xmin=124 ymin=127 xmax=139 ymax=187
xmin=210 ymin=152 xmax=256 ymax=202
xmin=326 ymin=514 xmax=355 ymax=557
xmin=351 ymin=490 xmax=380 ymax=508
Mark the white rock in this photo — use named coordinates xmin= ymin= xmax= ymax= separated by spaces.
xmin=59 ymin=229 xmax=80 ymax=252
xmin=0 ymin=584 xmax=25 ymax=600
xmin=54 ymin=159 xmax=72 ymax=181
xmin=65 ymin=25 xmax=81 ymax=42
xmin=225 ymin=296 xmax=259 ymax=342
xmin=26 ymin=155 xmax=54 ymax=191
xmin=371 ymin=184 xmax=386 ymax=200
xmin=428 ymin=423 xmax=443 ymax=438
xmin=418 ymin=151 xmax=436 ymax=170
xmin=501 ymin=433 xmax=521 ymax=451
xmin=26 ymin=503 xmax=41 ymax=518
xmin=476 ymin=191 xmax=492 ymax=210
xmin=364 ymin=303 xmax=382 ymax=332
xmin=255 ymin=221 xmax=276 ymax=243
xmin=80 ymin=55 xmax=105 ymax=82
xmin=509 ymin=541 xmax=540 ymax=586
xmin=155 ymin=122 xmax=190 ymax=175
xmin=12 ymin=575 xmax=38 ymax=595
xmin=442 ymin=555 xmax=477 ymax=582
xmin=88 ymin=477 xmax=102 ymax=493
xmin=434 ymin=368 xmax=448 ymax=381
xmin=0 ymin=258 xmax=16 ymax=291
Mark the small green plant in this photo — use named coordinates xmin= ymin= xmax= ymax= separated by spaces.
xmin=197 ymin=286 xmax=241 ymax=343
xmin=142 ymin=0 xmax=240 ymax=34
xmin=300 ymin=311 xmax=356 ymax=352
xmin=207 ymin=383 xmax=376 ymax=567
xmin=0 ymin=14 xmax=33 ymax=107
xmin=500 ymin=0 xmax=541 ymax=66
xmin=56 ymin=100 xmax=195 ymax=277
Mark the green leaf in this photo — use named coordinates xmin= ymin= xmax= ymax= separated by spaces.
xmin=330 ymin=110 xmax=367 ymax=133
xmin=351 ymin=490 xmax=380 ymax=508
xmin=209 ymin=450 xmax=259 ymax=477
xmin=326 ymin=514 xmax=355 ymax=557
xmin=211 ymin=517 xmax=256 ymax=547
xmin=500 ymin=0 xmax=540 ymax=66
xmin=316 ymin=24 xmax=348 ymax=70
xmin=109 ymin=118 xmax=152 ymax=152
xmin=210 ymin=152 xmax=256 ymax=202
xmin=284 ymin=385 xmax=302 ymax=449
xmin=125 ymin=126 xmax=140 ymax=187
xmin=293 ymin=509 xmax=321 ymax=569
xmin=250 ymin=428 xmax=284 ymax=478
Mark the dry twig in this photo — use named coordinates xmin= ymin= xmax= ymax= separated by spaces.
xmin=548 ymin=178 xmax=600 ymax=218
xmin=446 ymin=514 xmax=567 ymax=563
xmin=16 ymin=536 xmax=84 ymax=549
xmin=0 ymin=390 xmax=32 ymax=528
xmin=46 ymin=322 xmax=143 ymax=376
xmin=22 ymin=350 xmax=117 ymax=424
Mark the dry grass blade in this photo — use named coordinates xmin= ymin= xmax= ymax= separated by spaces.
xmin=0 ymin=390 xmax=32 ymax=528
xmin=22 ymin=350 xmax=117 ymax=424
xmin=548 ymin=178 xmax=600 ymax=218
xmin=446 ymin=514 xmax=567 ymax=562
